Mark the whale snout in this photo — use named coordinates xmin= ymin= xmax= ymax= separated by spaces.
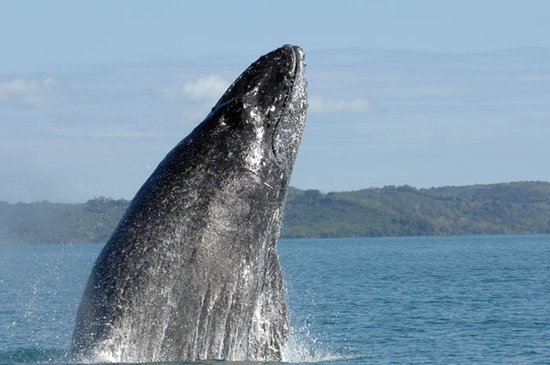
xmin=207 ymin=45 xmax=307 ymax=173
xmin=213 ymin=45 xmax=305 ymax=128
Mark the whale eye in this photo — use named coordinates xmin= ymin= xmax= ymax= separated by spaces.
xmin=217 ymin=98 xmax=247 ymax=127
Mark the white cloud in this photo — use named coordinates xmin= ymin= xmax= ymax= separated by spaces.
xmin=47 ymin=124 xmax=160 ymax=139
xmin=0 ymin=78 xmax=58 ymax=107
xmin=159 ymin=75 xmax=229 ymax=104
xmin=309 ymin=96 xmax=373 ymax=114
xmin=183 ymin=75 xmax=229 ymax=102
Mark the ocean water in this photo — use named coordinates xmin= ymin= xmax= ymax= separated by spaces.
xmin=1 ymin=235 xmax=549 ymax=364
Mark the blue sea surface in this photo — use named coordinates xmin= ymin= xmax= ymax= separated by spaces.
xmin=1 ymin=235 xmax=549 ymax=364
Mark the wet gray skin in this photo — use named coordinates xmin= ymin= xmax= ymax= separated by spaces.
xmin=71 ymin=45 xmax=307 ymax=362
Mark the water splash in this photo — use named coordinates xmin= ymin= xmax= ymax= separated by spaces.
xmin=282 ymin=325 xmax=367 ymax=364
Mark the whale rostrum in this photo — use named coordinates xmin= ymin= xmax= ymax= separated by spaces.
xmin=71 ymin=45 xmax=307 ymax=362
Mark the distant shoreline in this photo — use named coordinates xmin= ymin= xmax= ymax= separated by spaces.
xmin=2 ymin=181 xmax=550 ymax=244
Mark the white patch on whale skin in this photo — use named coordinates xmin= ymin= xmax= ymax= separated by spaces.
xmin=244 ymin=105 xmax=266 ymax=172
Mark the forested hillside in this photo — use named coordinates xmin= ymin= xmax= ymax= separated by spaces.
xmin=1 ymin=182 xmax=550 ymax=243
xmin=283 ymin=181 xmax=550 ymax=237
xmin=0 ymin=197 xmax=127 ymax=244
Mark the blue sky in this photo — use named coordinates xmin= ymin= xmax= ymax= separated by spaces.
xmin=1 ymin=1 xmax=550 ymax=202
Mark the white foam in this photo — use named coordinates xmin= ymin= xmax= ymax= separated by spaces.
xmin=282 ymin=329 xmax=366 ymax=363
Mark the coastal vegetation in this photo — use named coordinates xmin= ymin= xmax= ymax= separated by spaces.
xmin=1 ymin=182 xmax=550 ymax=243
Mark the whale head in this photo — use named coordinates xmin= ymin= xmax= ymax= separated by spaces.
xmin=191 ymin=44 xmax=307 ymax=187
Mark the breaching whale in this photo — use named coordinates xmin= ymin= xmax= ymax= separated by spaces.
xmin=71 ymin=45 xmax=307 ymax=362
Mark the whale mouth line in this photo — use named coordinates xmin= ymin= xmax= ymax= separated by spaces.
xmin=271 ymin=46 xmax=301 ymax=160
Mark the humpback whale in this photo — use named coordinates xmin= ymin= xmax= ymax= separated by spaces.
xmin=71 ymin=45 xmax=307 ymax=362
